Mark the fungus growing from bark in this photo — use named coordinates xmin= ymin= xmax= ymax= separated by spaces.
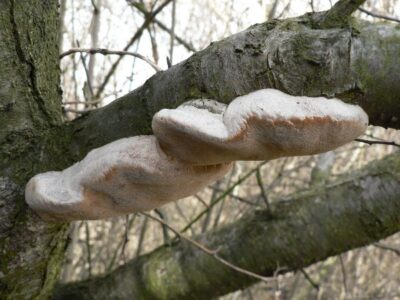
xmin=25 ymin=89 xmax=368 ymax=221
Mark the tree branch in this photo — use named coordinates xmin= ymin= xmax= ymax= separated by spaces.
xmin=60 ymin=48 xmax=161 ymax=72
xmin=94 ymin=0 xmax=172 ymax=98
xmin=374 ymin=242 xmax=400 ymax=256
xmin=54 ymin=151 xmax=400 ymax=299
xmin=142 ymin=212 xmax=272 ymax=284
xmin=358 ymin=7 xmax=400 ymax=24
xmin=314 ymin=0 xmax=367 ymax=28
xmin=129 ymin=0 xmax=197 ymax=52
xmin=355 ymin=138 xmax=400 ymax=148
xmin=64 ymin=14 xmax=400 ymax=160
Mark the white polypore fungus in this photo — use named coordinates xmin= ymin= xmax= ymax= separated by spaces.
xmin=153 ymin=89 xmax=368 ymax=165
xmin=25 ymin=88 xmax=368 ymax=221
xmin=25 ymin=136 xmax=232 ymax=221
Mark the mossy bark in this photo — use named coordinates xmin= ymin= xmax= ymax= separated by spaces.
xmin=67 ymin=16 xmax=400 ymax=159
xmin=0 ymin=1 xmax=69 ymax=299
xmin=54 ymin=151 xmax=400 ymax=300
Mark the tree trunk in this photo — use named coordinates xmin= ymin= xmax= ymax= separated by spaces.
xmin=0 ymin=1 xmax=69 ymax=299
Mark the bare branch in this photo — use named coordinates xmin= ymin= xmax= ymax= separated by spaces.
xmin=194 ymin=194 xmax=210 ymax=208
xmin=135 ymin=217 xmax=148 ymax=257
xmin=358 ymin=7 xmax=400 ymax=24
xmin=60 ymin=48 xmax=161 ymax=72
xmin=169 ymin=0 xmax=177 ymax=64
xmin=179 ymin=161 xmax=268 ymax=235
xmin=95 ymin=0 xmax=173 ymax=98
xmin=210 ymin=186 xmax=261 ymax=206
xmin=66 ymin=19 xmax=400 ymax=155
xmin=374 ymin=242 xmax=400 ymax=256
xmin=142 ymin=212 xmax=272 ymax=284
xmin=84 ymin=221 xmax=92 ymax=279
xmin=63 ymin=108 xmax=94 ymax=114
xmin=154 ymin=208 xmax=172 ymax=243
xmin=355 ymin=138 xmax=400 ymax=148
xmin=62 ymin=99 xmax=102 ymax=105
xmin=267 ymin=0 xmax=279 ymax=20
xmin=339 ymin=255 xmax=348 ymax=295
xmin=129 ymin=0 xmax=196 ymax=52
xmin=315 ymin=0 xmax=367 ymax=28
xmin=256 ymin=168 xmax=271 ymax=211
xmin=300 ymin=269 xmax=320 ymax=291
xmin=75 ymin=41 xmax=94 ymax=101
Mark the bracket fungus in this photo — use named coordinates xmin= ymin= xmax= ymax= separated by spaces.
xmin=25 ymin=89 xmax=368 ymax=221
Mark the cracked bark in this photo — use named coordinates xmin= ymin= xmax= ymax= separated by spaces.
xmin=0 ymin=1 xmax=68 ymax=299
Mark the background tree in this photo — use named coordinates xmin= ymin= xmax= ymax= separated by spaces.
xmin=0 ymin=0 xmax=399 ymax=299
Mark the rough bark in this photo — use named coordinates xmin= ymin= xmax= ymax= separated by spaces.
xmin=54 ymin=150 xmax=400 ymax=300
xmin=66 ymin=16 xmax=400 ymax=159
xmin=0 ymin=1 xmax=69 ymax=299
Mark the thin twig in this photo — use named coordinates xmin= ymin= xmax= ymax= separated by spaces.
xmin=256 ymin=168 xmax=271 ymax=211
xmin=142 ymin=212 xmax=272 ymax=284
xmin=121 ymin=214 xmax=135 ymax=261
xmin=90 ymin=0 xmax=98 ymax=12
xmin=169 ymin=0 xmax=176 ymax=64
xmin=355 ymin=138 xmax=400 ymax=148
xmin=374 ymin=242 xmax=400 ymax=256
xmin=76 ymin=41 xmax=94 ymax=101
xmin=88 ymin=0 xmax=101 ymax=104
xmin=173 ymin=202 xmax=196 ymax=236
xmin=63 ymin=99 xmax=102 ymax=105
xmin=310 ymin=0 xmax=315 ymax=13
xmin=339 ymin=255 xmax=348 ymax=295
xmin=95 ymin=0 xmax=172 ymax=98
xmin=180 ymin=161 xmax=268 ymax=235
xmin=194 ymin=194 xmax=209 ymax=208
xmin=300 ymin=269 xmax=320 ymax=291
xmin=276 ymin=1 xmax=291 ymax=19
xmin=201 ymin=181 xmax=222 ymax=233
xmin=129 ymin=0 xmax=196 ymax=52
xmin=106 ymin=214 xmax=136 ymax=272
xmin=147 ymin=25 xmax=159 ymax=65
xmin=212 ymin=169 xmax=237 ymax=230
xmin=267 ymin=0 xmax=279 ymax=20
xmin=60 ymin=48 xmax=161 ymax=72
xmin=154 ymin=208 xmax=172 ymax=243
xmin=63 ymin=107 xmax=94 ymax=114
xmin=210 ymin=186 xmax=260 ymax=206
xmin=135 ymin=217 xmax=148 ymax=257
xmin=358 ymin=7 xmax=400 ymax=23
xmin=273 ymin=263 xmax=287 ymax=300
xmin=84 ymin=221 xmax=92 ymax=279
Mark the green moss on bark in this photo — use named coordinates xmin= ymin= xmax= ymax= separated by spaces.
xmin=0 ymin=1 xmax=69 ymax=299
xmin=55 ymin=152 xmax=400 ymax=300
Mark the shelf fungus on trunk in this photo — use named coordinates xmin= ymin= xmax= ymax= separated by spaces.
xmin=25 ymin=89 xmax=368 ymax=221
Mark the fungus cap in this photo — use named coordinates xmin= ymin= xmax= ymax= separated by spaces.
xmin=153 ymin=89 xmax=368 ymax=165
xmin=25 ymin=89 xmax=368 ymax=221
xmin=25 ymin=136 xmax=232 ymax=221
